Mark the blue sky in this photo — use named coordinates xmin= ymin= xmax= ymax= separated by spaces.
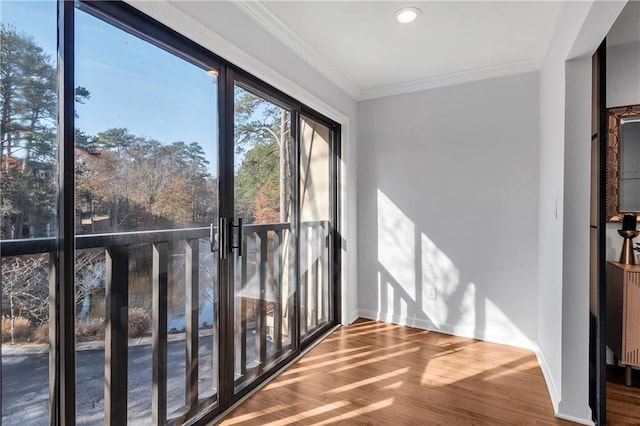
xmin=2 ymin=1 xmax=219 ymax=173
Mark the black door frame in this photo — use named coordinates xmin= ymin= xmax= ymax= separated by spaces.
xmin=44 ymin=1 xmax=343 ymax=424
xmin=590 ymin=39 xmax=607 ymax=426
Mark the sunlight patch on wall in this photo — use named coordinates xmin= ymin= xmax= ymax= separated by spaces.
xmin=377 ymin=189 xmax=415 ymax=310
xmin=371 ymin=192 xmax=533 ymax=349
xmin=448 ymin=283 xmax=477 ymax=335
xmin=483 ymin=298 xmax=532 ymax=348
xmin=420 ymin=232 xmax=462 ymax=327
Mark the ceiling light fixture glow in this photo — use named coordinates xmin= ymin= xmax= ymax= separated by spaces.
xmin=394 ymin=7 xmax=422 ymax=24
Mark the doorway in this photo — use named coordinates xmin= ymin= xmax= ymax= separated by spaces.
xmin=591 ymin=2 xmax=640 ymax=424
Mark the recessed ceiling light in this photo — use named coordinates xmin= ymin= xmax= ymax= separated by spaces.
xmin=394 ymin=7 xmax=422 ymax=24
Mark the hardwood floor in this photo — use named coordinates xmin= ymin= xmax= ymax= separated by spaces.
xmin=216 ymin=319 xmax=573 ymax=425
xmin=607 ymin=366 xmax=640 ymax=425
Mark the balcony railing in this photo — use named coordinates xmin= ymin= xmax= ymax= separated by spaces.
xmin=0 ymin=220 xmax=329 ymax=425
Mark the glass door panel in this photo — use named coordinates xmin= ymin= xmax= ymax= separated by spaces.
xmin=1 ymin=2 xmax=339 ymax=421
xmin=74 ymin=6 xmax=219 ymax=423
xmin=300 ymin=115 xmax=333 ymax=339
xmin=232 ymin=83 xmax=294 ymax=392
xmin=1 ymin=1 xmax=58 ymax=423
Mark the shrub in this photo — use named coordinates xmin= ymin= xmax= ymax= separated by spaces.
xmin=1 ymin=316 xmax=32 ymax=343
xmin=128 ymin=308 xmax=150 ymax=338
xmin=34 ymin=323 xmax=49 ymax=343
xmin=76 ymin=318 xmax=105 ymax=342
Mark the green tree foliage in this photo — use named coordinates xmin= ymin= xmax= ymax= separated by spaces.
xmin=1 ymin=24 xmax=57 ymax=238
xmin=0 ymin=24 xmax=89 ymax=238
xmin=234 ymin=86 xmax=292 ymax=223
xmin=236 ymin=141 xmax=279 ymax=223
xmin=76 ymin=129 xmax=217 ymax=232
xmin=1 ymin=24 xmax=221 ymax=330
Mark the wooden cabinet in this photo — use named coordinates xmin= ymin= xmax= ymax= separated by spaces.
xmin=606 ymin=261 xmax=640 ymax=385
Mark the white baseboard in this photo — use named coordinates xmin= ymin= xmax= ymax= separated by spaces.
xmin=346 ymin=309 xmax=360 ymax=325
xmin=356 ymin=309 xmax=535 ymax=350
xmin=533 ymin=346 xmax=594 ymax=425
xmin=555 ymin=412 xmax=594 ymax=426
xmin=533 ymin=343 xmax=560 ymax=414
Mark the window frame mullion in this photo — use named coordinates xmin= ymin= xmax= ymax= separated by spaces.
xmin=53 ymin=1 xmax=77 ymax=424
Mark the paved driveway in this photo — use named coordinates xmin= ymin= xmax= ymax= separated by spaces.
xmin=2 ymin=338 xmax=217 ymax=425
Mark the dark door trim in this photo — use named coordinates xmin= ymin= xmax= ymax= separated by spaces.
xmin=590 ymin=39 xmax=607 ymax=426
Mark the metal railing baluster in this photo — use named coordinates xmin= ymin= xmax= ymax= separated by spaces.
xmin=239 ymin=232 xmax=248 ymax=380
xmin=273 ymin=230 xmax=283 ymax=356
xmin=185 ymin=238 xmax=199 ymax=417
xmin=0 ymin=222 xmax=296 ymax=418
xmin=310 ymin=226 xmax=319 ymax=329
xmin=256 ymin=231 xmax=268 ymax=373
xmin=47 ymin=252 xmax=55 ymax=426
xmin=300 ymin=226 xmax=308 ymax=336
xmin=321 ymin=223 xmax=329 ymax=323
xmin=105 ymin=245 xmax=129 ymax=425
xmin=152 ymin=242 xmax=168 ymax=425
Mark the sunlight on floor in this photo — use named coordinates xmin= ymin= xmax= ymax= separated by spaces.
xmin=308 ymin=398 xmax=395 ymax=426
xmin=327 ymin=367 xmax=408 ymax=394
xmin=283 ymin=340 xmax=416 ymax=375
xmin=221 ymin=405 xmax=286 ymax=426
xmin=264 ymin=372 xmax=320 ymax=390
xmin=297 ymin=345 xmax=371 ymax=364
xmin=218 ymin=320 xmax=564 ymax=426
xmin=260 ymin=400 xmax=352 ymax=426
xmin=381 ymin=381 xmax=403 ymax=391
xmin=329 ymin=346 xmax=420 ymax=374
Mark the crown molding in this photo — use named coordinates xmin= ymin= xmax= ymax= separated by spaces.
xmin=127 ymin=2 xmax=537 ymax=105
xmin=231 ymin=0 xmax=361 ymax=100
xmin=229 ymin=2 xmax=539 ymax=102
xmin=125 ymin=1 xmax=349 ymax=124
xmin=359 ymin=60 xmax=538 ymax=101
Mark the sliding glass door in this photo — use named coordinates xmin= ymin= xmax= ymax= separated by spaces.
xmin=74 ymin=5 xmax=220 ymax=423
xmin=0 ymin=1 xmax=339 ymax=424
xmin=232 ymin=82 xmax=296 ymax=392
xmin=300 ymin=114 xmax=337 ymax=340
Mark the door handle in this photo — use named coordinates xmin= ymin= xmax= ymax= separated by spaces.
xmin=218 ymin=217 xmax=227 ymax=259
xmin=230 ymin=217 xmax=243 ymax=256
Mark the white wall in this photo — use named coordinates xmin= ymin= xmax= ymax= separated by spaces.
xmin=561 ymin=55 xmax=593 ymax=423
xmin=126 ymin=1 xmax=360 ymax=324
xmin=608 ymin=41 xmax=640 ymax=108
xmin=607 ymin=0 xmax=640 ymax=109
xmin=357 ymin=72 xmax=540 ymax=349
xmin=539 ymin=1 xmax=626 ymax=423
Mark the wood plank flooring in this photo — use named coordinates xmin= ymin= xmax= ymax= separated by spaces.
xmin=607 ymin=366 xmax=640 ymax=425
xmin=216 ymin=319 xmax=573 ymax=425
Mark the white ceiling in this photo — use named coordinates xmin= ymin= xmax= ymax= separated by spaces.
xmin=168 ymin=1 xmax=566 ymax=100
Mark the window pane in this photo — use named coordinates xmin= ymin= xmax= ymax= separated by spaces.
xmin=300 ymin=116 xmax=332 ymax=338
xmin=74 ymin=6 xmax=219 ymax=423
xmin=233 ymin=84 xmax=294 ymax=392
xmin=1 ymin=1 xmax=57 ymax=423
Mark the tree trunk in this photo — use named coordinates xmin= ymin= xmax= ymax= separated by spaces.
xmin=15 ymin=212 xmax=24 ymax=238
xmin=9 ymin=285 xmax=15 ymax=345
xmin=279 ymin=110 xmax=287 ymax=223
xmin=1 ymin=86 xmax=13 ymax=170
xmin=21 ymin=114 xmax=40 ymax=174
